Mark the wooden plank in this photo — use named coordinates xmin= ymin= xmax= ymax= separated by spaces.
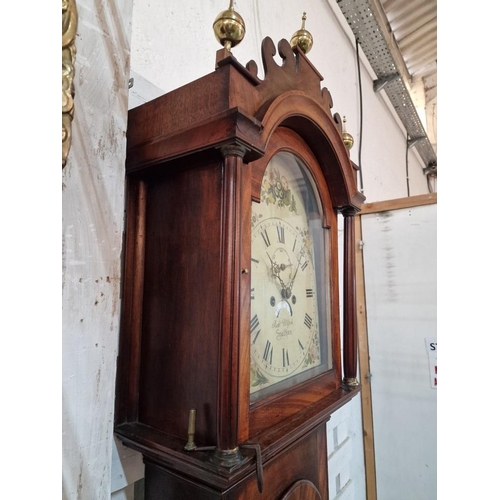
xmin=360 ymin=193 xmax=436 ymax=215
xmin=355 ymin=215 xmax=377 ymax=500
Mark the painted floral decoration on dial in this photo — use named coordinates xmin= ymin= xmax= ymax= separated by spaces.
xmin=261 ymin=166 xmax=297 ymax=213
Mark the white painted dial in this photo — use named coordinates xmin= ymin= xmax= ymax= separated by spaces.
xmin=250 ymin=217 xmax=319 ymax=389
xmin=249 ymin=151 xmax=327 ymax=400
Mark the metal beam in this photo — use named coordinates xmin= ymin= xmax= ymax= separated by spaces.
xmin=337 ymin=0 xmax=437 ymax=170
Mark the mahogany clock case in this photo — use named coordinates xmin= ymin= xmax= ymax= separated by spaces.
xmin=114 ymin=37 xmax=364 ymax=498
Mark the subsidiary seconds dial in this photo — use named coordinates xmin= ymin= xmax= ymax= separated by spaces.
xmin=250 ymin=217 xmax=320 ymax=394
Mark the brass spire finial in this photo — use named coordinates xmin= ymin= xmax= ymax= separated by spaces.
xmin=342 ymin=116 xmax=354 ymax=150
xmin=290 ymin=12 xmax=313 ymax=54
xmin=213 ymin=0 xmax=246 ymax=52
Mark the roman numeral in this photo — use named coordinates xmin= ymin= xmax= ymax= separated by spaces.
xmin=301 ymin=260 xmax=309 ymax=271
xmin=251 ymin=288 xmax=255 ymax=300
xmin=306 ymin=289 xmax=314 ymax=298
xmin=263 ymin=341 xmax=273 ymax=363
xmin=261 ymin=229 xmax=271 ymax=248
xmin=250 ymin=314 xmax=260 ymax=333
xmin=251 ymin=257 xmax=259 ymax=264
xmin=276 ymin=226 xmax=285 ymax=244
xmin=293 ymin=238 xmax=297 ymax=252
xmin=282 ymin=348 xmax=290 ymax=367
xmin=304 ymin=313 xmax=313 ymax=329
xmin=252 ymin=330 xmax=261 ymax=344
xmin=250 ymin=315 xmax=261 ymax=344
xmin=298 ymin=339 xmax=304 ymax=351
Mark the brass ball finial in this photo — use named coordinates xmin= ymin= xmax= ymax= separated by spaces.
xmin=342 ymin=116 xmax=354 ymax=150
xmin=213 ymin=0 xmax=246 ymax=52
xmin=290 ymin=12 xmax=313 ymax=54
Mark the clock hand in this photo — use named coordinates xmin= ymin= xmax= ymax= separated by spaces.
xmin=287 ymin=247 xmax=307 ymax=295
xmin=266 ymin=254 xmax=292 ymax=275
xmin=266 ymin=252 xmax=288 ymax=294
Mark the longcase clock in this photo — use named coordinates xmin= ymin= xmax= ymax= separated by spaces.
xmin=115 ymin=31 xmax=364 ymax=499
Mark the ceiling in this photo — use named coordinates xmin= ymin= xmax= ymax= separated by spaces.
xmin=380 ymin=0 xmax=437 ymax=82
xmin=379 ymin=0 xmax=437 ymax=150
xmin=337 ymin=0 xmax=437 ymax=173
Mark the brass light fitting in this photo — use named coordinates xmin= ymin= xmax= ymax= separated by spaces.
xmin=342 ymin=116 xmax=354 ymax=150
xmin=290 ymin=12 xmax=313 ymax=54
xmin=213 ymin=0 xmax=246 ymax=52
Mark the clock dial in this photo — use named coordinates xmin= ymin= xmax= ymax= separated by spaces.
xmin=251 ymin=218 xmax=319 ymax=380
xmin=250 ymin=151 xmax=331 ymax=402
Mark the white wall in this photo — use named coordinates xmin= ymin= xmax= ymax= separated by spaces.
xmin=62 ymin=0 xmax=134 ymax=498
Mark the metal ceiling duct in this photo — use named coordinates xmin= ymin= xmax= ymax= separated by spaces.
xmin=337 ymin=0 xmax=437 ymax=173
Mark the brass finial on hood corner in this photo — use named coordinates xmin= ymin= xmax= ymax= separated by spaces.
xmin=290 ymin=12 xmax=313 ymax=54
xmin=213 ymin=0 xmax=246 ymax=52
xmin=342 ymin=116 xmax=354 ymax=150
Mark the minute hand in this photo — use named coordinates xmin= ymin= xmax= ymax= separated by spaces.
xmin=288 ymin=248 xmax=307 ymax=293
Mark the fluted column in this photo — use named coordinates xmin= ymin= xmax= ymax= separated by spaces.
xmin=342 ymin=208 xmax=359 ymax=387
xmin=215 ymin=143 xmax=247 ymax=466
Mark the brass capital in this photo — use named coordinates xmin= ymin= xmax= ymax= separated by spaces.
xmin=343 ymin=377 xmax=359 ymax=388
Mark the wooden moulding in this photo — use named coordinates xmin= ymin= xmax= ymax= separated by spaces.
xmin=125 ymin=36 xmax=363 ymax=211
xmin=142 ymin=424 xmax=328 ymax=499
xmin=354 ymin=214 xmax=377 ymax=500
xmin=360 ymin=193 xmax=437 ymax=215
xmin=114 ymin=386 xmax=359 ymax=494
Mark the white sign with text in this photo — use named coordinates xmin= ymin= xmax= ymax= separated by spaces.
xmin=425 ymin=338 xmax=437 ymax=389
